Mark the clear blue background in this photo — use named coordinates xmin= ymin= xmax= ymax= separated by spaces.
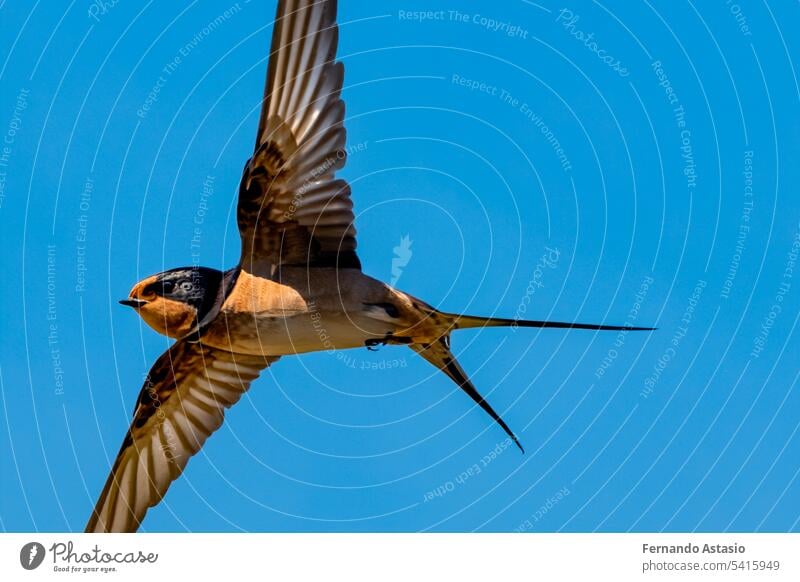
xmin=1 ymin=0 xmax=799 ymax=532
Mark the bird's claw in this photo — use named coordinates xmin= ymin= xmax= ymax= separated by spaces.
xmin=365 ymin=338 xmax=385 ymax=351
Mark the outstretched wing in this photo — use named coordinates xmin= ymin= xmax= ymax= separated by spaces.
xmin=238 ymin=0 xmax=359 ymax=276
xmin=86 ymin=341 xmax=277 ymax=532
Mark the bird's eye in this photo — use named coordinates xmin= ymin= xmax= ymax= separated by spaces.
xmin=179 ymin=281 xmax=194 ymax=292
xmin=161 ymin=281 xmax=174 ymax=294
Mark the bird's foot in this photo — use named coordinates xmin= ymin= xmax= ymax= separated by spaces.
xmin=365 ymin=338 xmax=385 ymax=351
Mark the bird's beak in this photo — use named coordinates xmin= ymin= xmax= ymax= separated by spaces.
xmin=119 ymin=298 xmax=148 ymax=308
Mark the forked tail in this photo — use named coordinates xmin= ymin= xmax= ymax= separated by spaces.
xmin=411 ymin=338 xmax=524 ymax=452
xmin=409 ymin=310 xmax=654 ymax=451
xmin=450 ymin=313 xmax=655 ymax=332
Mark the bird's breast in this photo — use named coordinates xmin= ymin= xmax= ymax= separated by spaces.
xmin=198 ymin=269 xmax=395 ymax=356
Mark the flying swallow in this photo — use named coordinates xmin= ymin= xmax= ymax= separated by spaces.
xmin=86 ymin=0 xmax=654 ymax=533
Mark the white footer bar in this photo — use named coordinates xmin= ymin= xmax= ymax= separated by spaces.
xmin=1 ymin=533 xmax=797 ymax=580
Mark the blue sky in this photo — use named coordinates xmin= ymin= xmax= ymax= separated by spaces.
xmin=1 ymin=0 xmax=799 ymax=532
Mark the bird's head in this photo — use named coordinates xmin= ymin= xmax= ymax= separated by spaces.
xmin=120 ymin=267 xmax=224 ymax=339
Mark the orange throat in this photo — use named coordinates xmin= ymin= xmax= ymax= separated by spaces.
xmin=137 ymin=296 xmax=198 ymax=338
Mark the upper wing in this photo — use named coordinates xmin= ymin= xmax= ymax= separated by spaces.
xmin=86 ymin=341 xmax=277 ymax=533
xmin=238 ymin=0 xmax=359 ymax=276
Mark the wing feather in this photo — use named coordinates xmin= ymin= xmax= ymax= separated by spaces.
xmin=85 ymin=341 xmax=277 ymax=532
xmin=239 ymin=0 xmax=359 ymax=275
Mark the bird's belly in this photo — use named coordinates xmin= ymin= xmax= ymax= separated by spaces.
xmin=202 ymin=310 xmax=396 ymax=356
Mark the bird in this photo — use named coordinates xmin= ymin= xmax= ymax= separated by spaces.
xmin=86 ymin=0 xmax=654 ymax=533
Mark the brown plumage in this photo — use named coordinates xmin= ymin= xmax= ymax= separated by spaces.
xmin=124 ymin=276 xmax=198 ymax=339
xmin=87 ymin=0 xmax=654 ymax=533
